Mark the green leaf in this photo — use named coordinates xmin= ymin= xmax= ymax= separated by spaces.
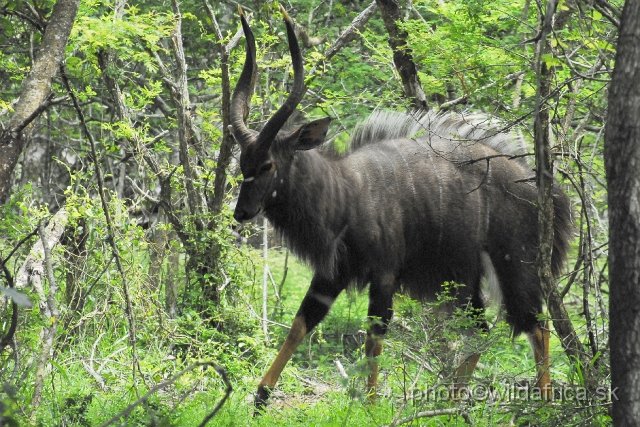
xmin=49 ymin=360 xmax=69 ymax=382
xmin=541 ymin=53 xmax=562 ymax=67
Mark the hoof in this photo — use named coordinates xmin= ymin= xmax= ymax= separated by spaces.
xmin=253 ymin=385 xmax=271 ymax=416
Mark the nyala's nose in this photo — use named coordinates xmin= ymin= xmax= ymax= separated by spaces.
xmin=234 ymin=208 xmax=250 ymax=223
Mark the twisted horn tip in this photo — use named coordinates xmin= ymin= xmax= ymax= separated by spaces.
xmin=279 ymin=4 xmax=292 ymax=23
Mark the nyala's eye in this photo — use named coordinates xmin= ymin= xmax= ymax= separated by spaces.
xmin=259 ymin=162 xmax=273 ymax=175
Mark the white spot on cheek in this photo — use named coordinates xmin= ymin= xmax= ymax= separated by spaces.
xmin=244 ymin=176 xmax=255 ymax=182
xmin=272 ymin=191 xmax=277 ymax=198
xmin=280 ymin=179 xmax=284 ymax=184
xmin=274 ymin=170 xmax=278 ymax=179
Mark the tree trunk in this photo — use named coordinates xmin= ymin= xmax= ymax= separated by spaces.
xmin=605 ymin=1 xmax=640 ymax=424
xmin=165 ymin=230 xmax=180 ymax=319
xmin=375 ymin=0 xmax=428 ymax=110
xmin=31 ymin=221 xmax=64 ymax=413
xmin=64 ymin=217 xmax=88 ymax=312
xmin=148 ymin=225 xmax=167 ymax=293
xmin=0 ymin=0 xmax=80 ymax=203
xmin=533 ymin=0 xmax=597 ymax=392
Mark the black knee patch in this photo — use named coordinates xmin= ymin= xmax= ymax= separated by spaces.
xmin=297 ymin=293 xmax=333 ymax=331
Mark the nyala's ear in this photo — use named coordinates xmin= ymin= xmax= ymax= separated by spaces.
xmin=291 ymin=117 xmax=332 ymax=151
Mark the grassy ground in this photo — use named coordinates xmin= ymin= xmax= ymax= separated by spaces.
xmin=17 ymin=248 xmax=611 ymax=426
xmin=197 ymin=249 xmax=611 ymax=426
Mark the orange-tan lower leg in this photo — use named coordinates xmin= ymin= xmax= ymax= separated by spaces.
xmin=452 ymin=353 xmax=482 ymax=398
xmin=530 ymin=322 xmax=552 ymax=400
xmin=365 ymin=334 xmax=383 ymax=402
xmin=255 ymin=315 xmax=307 ymax=411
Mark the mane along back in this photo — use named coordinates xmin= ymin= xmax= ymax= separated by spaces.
xmin=349 ymin=110 xmax=530 ymax=168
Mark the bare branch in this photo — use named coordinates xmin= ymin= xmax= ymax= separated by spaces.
xmin=31 ymin=220 xmax=62 ymax=412
xmin=97 ymin=362 xmax=231 ymax=427
xmin=60 ymin=65 xmax=141 ymax=385
xmin=314 ymin=1 xmax=378 ymax=72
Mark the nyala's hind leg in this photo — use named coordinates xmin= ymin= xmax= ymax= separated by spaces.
xmin=365 ymin=276 xmax=395 ymax=403
xmin=451 ymin=326 xmax=486 ymax=398
xmin=452 ymin=352 xmax=482 ymax=399
xmin=528 ymin=321 xmax=552 ymax=400
xmin=451 ymin=289 xmax=488 ymax=399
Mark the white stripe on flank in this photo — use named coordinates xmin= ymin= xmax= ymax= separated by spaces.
xmin=426 ymin=149 xmax=444 ymax=249
xmin=480 ymin=251 xmax=502 ymax=306
xmin=398 ymin=150 xmax=418 ymax=200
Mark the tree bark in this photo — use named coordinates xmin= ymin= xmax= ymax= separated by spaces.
xmin=30 ymin=221 xmax=63 ymax=413
xmin=203 ymin=0 xmax=236 ymax=216
xmin=605 ymin=1 xmax=640 ymax=424
xmin=0 ymin=0 xmax=80 ymax=203
xmin=533 ymin=0 xmax=597 ymax=391
xmin=375 ymin=0 xmax=428 ymax=110
xmin=148 ymin=225 xmax=167 ymax=293
xmin=165 ymin=230 xmax=180 ymax=319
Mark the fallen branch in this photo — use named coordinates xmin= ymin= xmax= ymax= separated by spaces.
xmin=334 ymin=358 xmax=348 ymax=379
xmin=97 ymin=362 xmax=231 ymax=427
xmin=387 ymin=408 xmax=462 ymax=426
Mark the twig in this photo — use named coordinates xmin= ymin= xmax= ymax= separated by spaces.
xmin=82 ymin=332 xmax=107 ymax=390
xmin=271 ymin=250 xmax=288 ymax=318
xmin=386 ymin=408 xmax=462 ymax=426
xmin=196 ymin=365 xmax=233 ymax=427
xmin=439 ymin=72 xmax=524 ymax=110
xmin=334 ymin=358 xmax=348 ymax=379
xmin=10 ymin=95 xmax=69 ymax=139
xmin=262 ymin=217 xmax=269 ymax=340
xmin=82 ymin=360 xmax=107 ymax=391
xmin=312 ymin=1 xmax=377 ymax=75
xmin=14 ymin=210 xmax=66 ymax=290
xmin=0 ymin=226 xmax=41 ymax=351
xmin=98 ymin=362 xmax=231 ymax=427
xmin=0 ymin=227 xmax=40 ymax=266
xmin=0 ymin=261 xmax=18 ymax=352
xmin=126 ymin=176 xmax=160 ymax=204
xmin=60 ymin=65 xmax=141 ymax=387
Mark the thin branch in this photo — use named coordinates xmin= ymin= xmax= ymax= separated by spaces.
xmin=98 ymin=362 xmax=231 ymax=427
xmin=0 ymin=227 xmax=40 ymax=265
xmin=439 ymin=72 xmax=524 ymax=110
xmin=592 ymin=2 xmax=619 ymax=27
xmin=31 ymin=220 xmax=61 ymax=412
xmin=9 ymin=95 xmax=68 ymax=140
xmin=126 ymin=177 xmax=160 ymax=204
xmin=203 ymin=0 xmax=240 ymax=216
xmin=0 ymin=264 xmax=18 ymax=352
xmin=196 ymin=365 xmax=233 ymax=427
xmin=0 ymin=7 xmax=45 ymax=32
xmin=334 ymin=359 xmax=348 ymax=379
xmin=60 ymin=65 xmax=141 ymax=387
xmin=386 ymin=408 xmax=462 ymax=426
xmin=308 ymin=0 xmax=378 ymax=80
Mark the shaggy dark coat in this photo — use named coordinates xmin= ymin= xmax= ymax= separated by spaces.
xmin=261 ymin=110 xmax=572 ymax=336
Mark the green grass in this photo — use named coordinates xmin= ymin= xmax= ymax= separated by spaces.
xmin=13 ymin=247 xmax=611 ymax=427
xmin=218 ymin=248 xmax=611 ymax=426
